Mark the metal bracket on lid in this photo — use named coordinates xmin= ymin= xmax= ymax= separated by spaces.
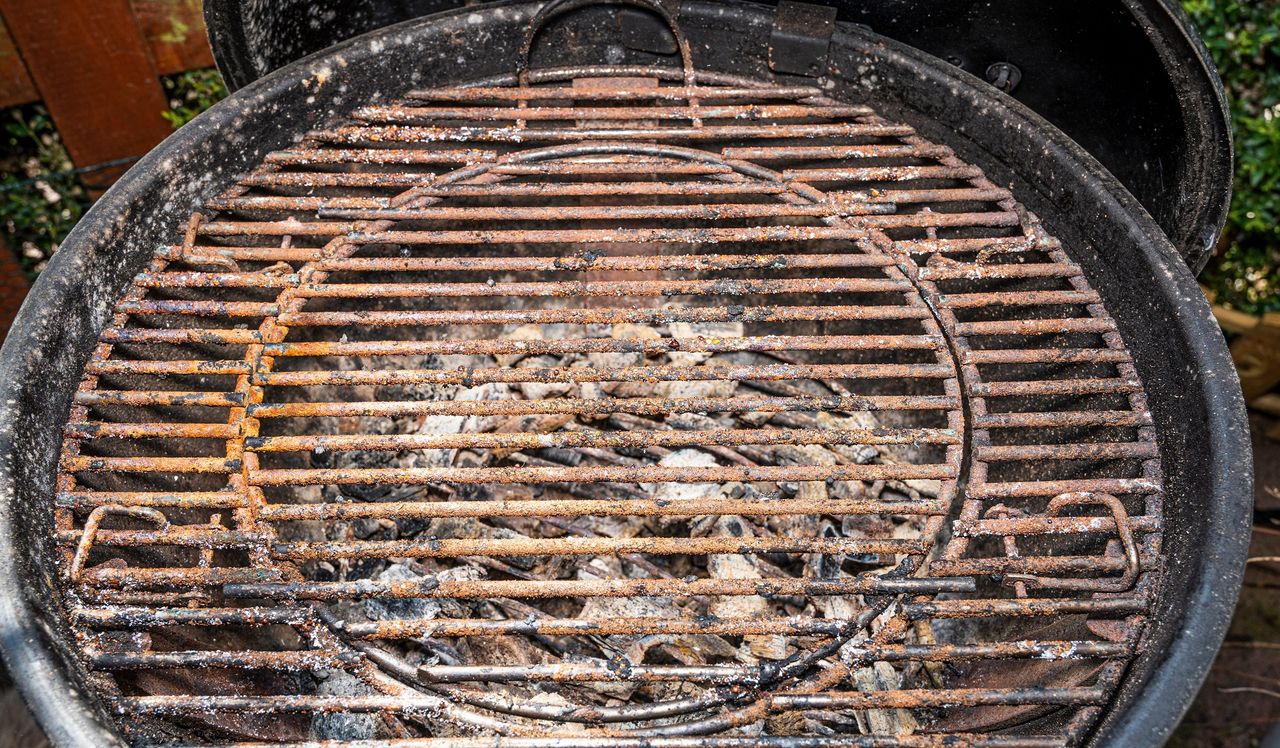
xmin=769 ymin=0 xmax=837 ymax=77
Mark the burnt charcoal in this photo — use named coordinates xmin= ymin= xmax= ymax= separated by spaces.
xmin=395 ymin=517 xmax=431 ymax=537
xmin=347 ymin=558 xmax=389 ymax=580
xmin=362 ymin=563 xmax=444 ymax=622
xmin=351 ymin=517 xmax=389 ymax=539
xmin=303 ymin=560 xmax=339 ymax=581
xmin=310 ymin=670 xmax=382 ymax=741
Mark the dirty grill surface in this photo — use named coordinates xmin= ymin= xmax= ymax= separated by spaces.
xmin=56 ymin=67 xmax=1162 ymax=746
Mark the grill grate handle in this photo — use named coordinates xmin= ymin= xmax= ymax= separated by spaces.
xmin=517 ymin=0 xmax=696 ymax=90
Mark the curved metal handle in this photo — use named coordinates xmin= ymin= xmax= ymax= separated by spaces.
xmin=517 ymin=0 xmax=696 ymax=88
xmin=69 ymin=505 xmax=169 ymax=583
xmin=1005 ymin=492 xmax=1139 ymax=593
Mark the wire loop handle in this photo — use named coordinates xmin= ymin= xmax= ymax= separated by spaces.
xmin=1005 ymin=492 xmax=1140 ymax=593
xmin=517 ymin=0 xmax=696 ymax=89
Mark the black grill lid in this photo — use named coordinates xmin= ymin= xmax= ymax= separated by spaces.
xmin=202 ymin=0 xmax=1233 ymax=273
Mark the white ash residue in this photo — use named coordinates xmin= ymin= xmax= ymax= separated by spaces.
xmin=269 ymin=318 xmax=946 ymax=738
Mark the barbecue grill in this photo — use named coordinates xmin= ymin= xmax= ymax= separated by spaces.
xmin=0 ymin=1 xmax=1252 ymax=746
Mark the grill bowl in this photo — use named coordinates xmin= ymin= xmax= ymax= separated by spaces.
xmin=0 ymin=2 xmax=1250 ymax=745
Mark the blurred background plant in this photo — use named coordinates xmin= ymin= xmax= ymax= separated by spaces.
xmin=161 ymin=67 xmax=226 ymax=128
xmin=1183 ymin=0 xmax=1280 ymax=314
xmin=0 ymin=67 xmax=224 ymax=279
xmin=0 ymin=105 xmax=88 ymax=277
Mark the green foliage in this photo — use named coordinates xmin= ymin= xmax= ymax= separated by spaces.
xmin=0 ymin=67 xmax=225 ymax=280
xmin=1183 ymin=0 xmax=1280 ymax=313
xmin=155 ymin=0 xmax=203 ymax=46
xmin=0 ymin=106 xmax=89 ymax=277
xmin=161 ymin=67 xmax=228 ymax=129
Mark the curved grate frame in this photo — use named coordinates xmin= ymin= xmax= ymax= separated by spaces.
xmin=55 ymin=67 xmax=1162 ymax=747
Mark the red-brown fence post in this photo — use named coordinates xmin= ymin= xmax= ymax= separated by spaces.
xmin=0 ymin=0 xmax=173 ymax=194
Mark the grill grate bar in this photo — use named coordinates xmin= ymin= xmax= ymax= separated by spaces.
xmin=115 ymin=300 xmax=279 ymax=317
xmin=902 ymin=597 xmax=1148 ymax=620
xmin=199 ymin=184 xmax=1011 ymax=209
xmin=917 ymin=262 xmax=1080 ymax=281
xmin=85 ymin=359 xmax=253 ymax=376
xmin=275 ymin=305 xmax=932 ymax=328
xmin=772 ymin=687 xmax=1108 ymax=710
xmin=66 ymin=456 xmax=239 ymax=474
xmin=402 ymin=85 xmax=828 ymax=101
xmin=125 ymin=303 xmax=930 ymax=326
xmin=140 ymin=267 xmax=901 ymax=290
xmin=314 ymin=202 xmax=900 ymax=222
xmin=80 ymin=567 xmax=282 ymax=587
xmin=66 ymin=422 xmax=240 ymax=439
xmin=894 ymin=236 xmax=1048 ymax=254
xmin=967 ymin=477 xmax=1160 ymax=499
xmin=959 ymin=514 xmax=1160 ymax=536
xmin=221 ymin=575 xmax=977 ymax=601
xmin=74 ymin=390 xmax=245 ymax=407
xmin=970 ymin=378 xmax=1141 ymax=397
xmin=354 ymin=103 xmax=875 ymax=121
xmin=975 ymin=442 xmax=1158 ymax=461
xmin=962 ymin=349 xmax=1132 ymax=365
xmin=254 ymin=361 xmax=952 ymax=387
xmin=939 ymin=290 xmax=1102 ymax=307
xmin=100 ymin=328 xmax=262 ymax=345
xmin=932 ymin=553 xmax=1156 ymax=576
xmin=58 ymin=527 xmax=265 ymax=547
xmin=74 ymin=606 xmax=308 ymax=627
xmin=245 ymin=427 xmax=958 ymax=453
xmin=781 ymin=165 xmax=982 ymax=182
xmin=262 ymin=334 xmax=944 ymax=358
xmin=290 ymin=277 xmax=914 ymax=299
xmin=90 ymin=649 xmax=356 ymax=671
xmin=315 ymin=206 xmax=1018 ymax=227
xmin=268 ymin=534 xmax=930 ymax=560
xmin=246 ymin=393 xmax=956 ymax=419
xmin=317 ymin=251 xmax=901 ymax=272
xmin=248 ymin=461 xmax=956 ymax=486
xmin=952 ymin=319 xmax=1115 ymax=336
xmin=57 ymin=492 xmax=248 ymax=510
xmin=114 ymin=687 xmax=1102 ymax=714
xmin=315 ymin=122 xmax=914 ymax=143
xmin=973 ymin=410 xmax=1152 ymax=429
xmin=265 ymin=146 xmax=497 ymax=165
xmin=721 ymin=143 xmax=950 ymax=160
xmin=257 ymin=497 xmax=949 ymax=522
xmin=350 ymin=615 xmax=855 ymax=638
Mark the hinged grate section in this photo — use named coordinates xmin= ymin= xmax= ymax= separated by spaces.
xmin=54 ymin=68 xmax=1161 ymax=747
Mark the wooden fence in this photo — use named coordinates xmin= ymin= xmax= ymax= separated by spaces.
xmin=0 ymin=0 xmax=213 ymax=191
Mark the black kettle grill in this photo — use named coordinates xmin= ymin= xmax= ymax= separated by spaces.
xmin=0 ymin=1 xmax=1250 ymax=746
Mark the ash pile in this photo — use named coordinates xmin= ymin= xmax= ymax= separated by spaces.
xmin=269 ymin=317 xmax=943 ymax=739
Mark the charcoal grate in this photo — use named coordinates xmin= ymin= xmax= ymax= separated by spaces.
xmin=54 ymin=66 xmax=1161 ymax=746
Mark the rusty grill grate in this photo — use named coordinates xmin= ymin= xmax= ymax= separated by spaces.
xmin=55 ymin=66 xmax=1162 ymax=747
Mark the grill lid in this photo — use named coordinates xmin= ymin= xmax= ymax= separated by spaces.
xmin=57 ymin=36 xmax=1164 ymax=744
